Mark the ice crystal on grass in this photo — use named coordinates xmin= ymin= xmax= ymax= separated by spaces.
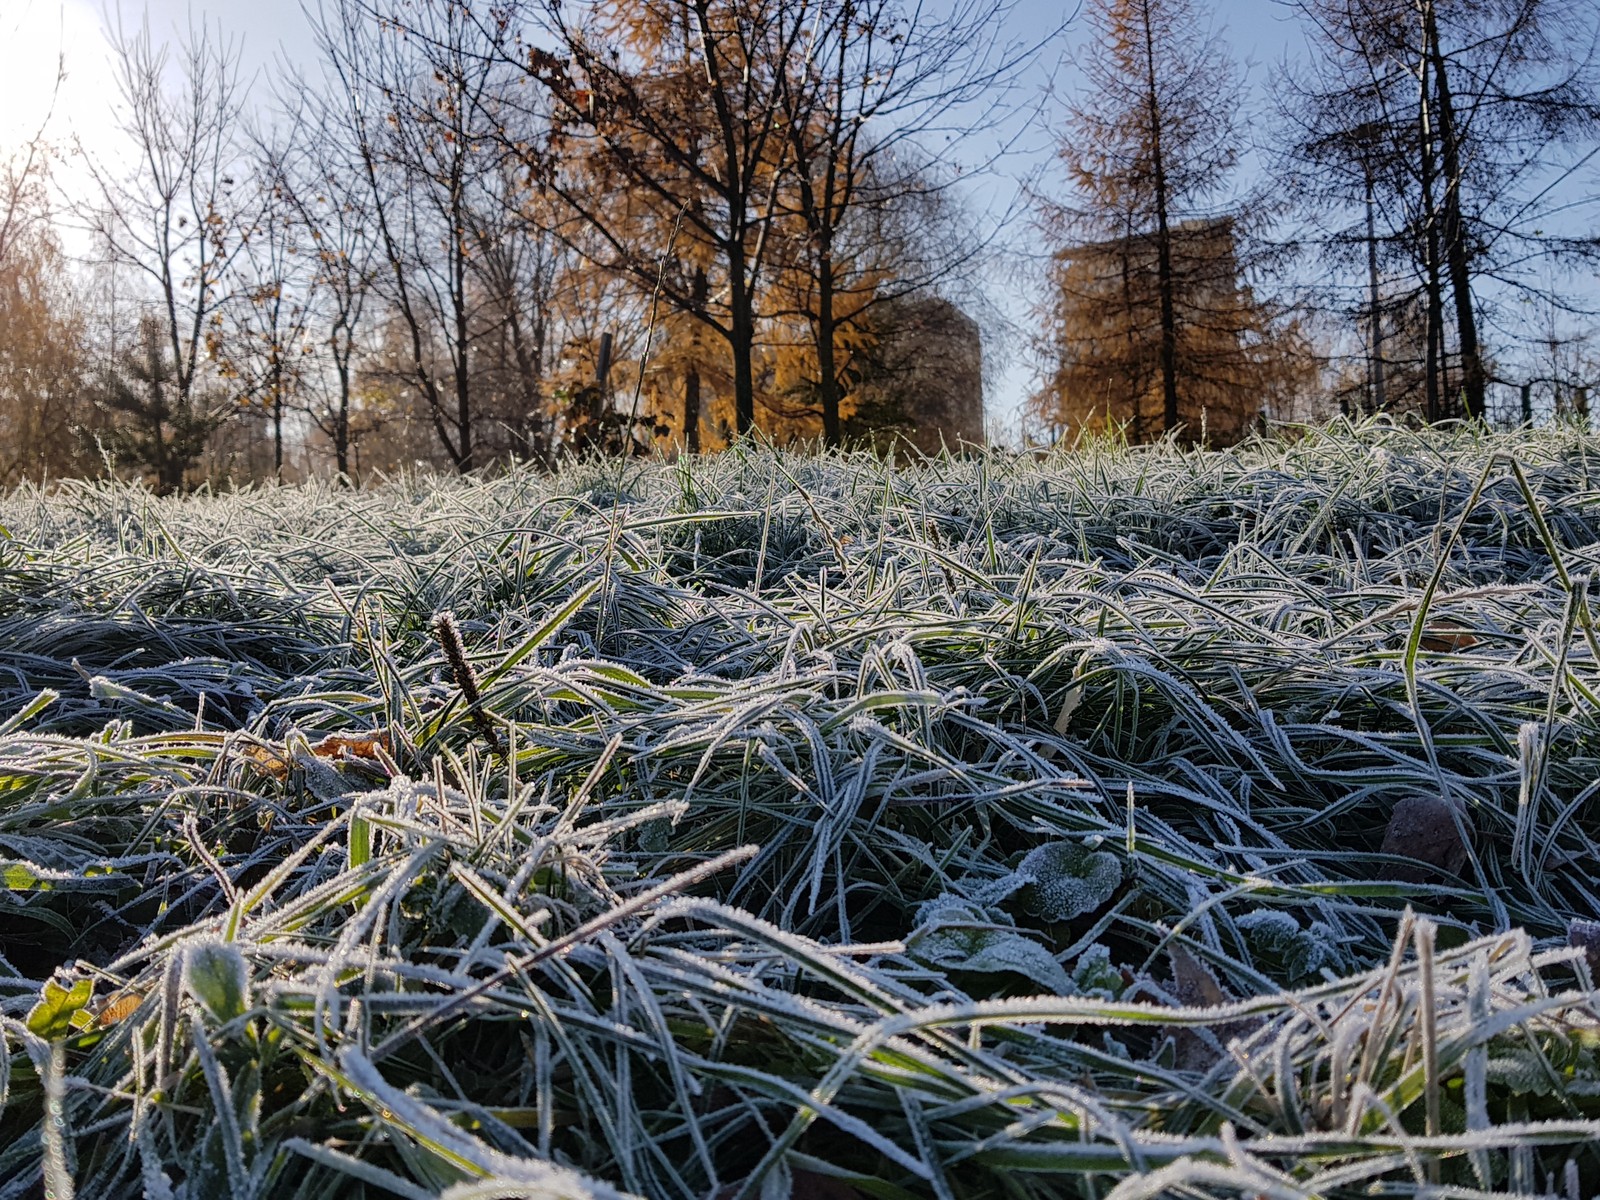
xmin=1236 ymin=909 xmax=1345 ymax=983
xmin=907 ymin=894 xmax=1073 ymax=994
xmin=1071 ymin=943 xmax=1125 ymax=999
xmin=1015 ymin=840 xmax=1123 ymax=922
xmin=2 ymin=426 xmax=1600 ymax=1197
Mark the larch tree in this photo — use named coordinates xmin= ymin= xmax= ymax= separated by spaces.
xmin=0 ymin=149 xmax=99 ymax=484
xmin=1035 ymin=0 xmax=1280 ymax=446
xmin=510 ymin=0 xmax=812 ymax=439
xmin=1279 ymin=0 xmax=1600 ymax=423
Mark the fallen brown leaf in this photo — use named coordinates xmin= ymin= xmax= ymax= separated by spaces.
xmin=96 ymin=990 xmax=144 ymax=1027
xmin=1381 ymin=794 xmax=1472 ymax=881
xmin=237 ymin=743 xmax=290 ymax=781
xmin=1167 ymin=945 xmax=1261 ymax=1070
xmin=1419 ymin=622 xmax=1479 ymax=652
xmin=309 ymin=730 xmax=391 ymax=761
xmin=1169 ymin=944 xmax=1230 ymax=1009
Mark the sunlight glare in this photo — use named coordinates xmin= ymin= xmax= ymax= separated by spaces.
xmin=0 ymin=0 xmax=118 ymax=164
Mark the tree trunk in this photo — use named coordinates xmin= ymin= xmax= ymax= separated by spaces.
xmin=454 ymin=241 xmax=473 ymax=472
xmin=816 ymin=248 xmax=841 ymax=447
xmin=1120 ymin=220 xmax=1144 ymax=439
xmin=335 ymin=356 xmax=352 ymax=480
xmin=150 ymin=373 xmax=176 ymax=495
xmin=1140 ymin=0 xmax=1181 ymax=439
xmin=1419 ymin=47 xmax=1444 ymax=424
xmin=1365 ymin=171 xmax=1386 ymax=415
xmin=156 ymin=427 xmax=180 ymax=495
xmin=505 ymin=299 xmax=545 ymax=463
xmin=273 ymin=396 xmax=284 ymax=480
xmin=1424 ymin=272 xmax=1444 ymax=422
xmin=1424 ymin=6 xmax=1485 ymax=422
xmin=684 ymin=265 xmax=707 ymax=453
xmin=729 ymin=259 xmax=756 ymax=436
xmin=684 ymin=369 xmax=701 ymax=454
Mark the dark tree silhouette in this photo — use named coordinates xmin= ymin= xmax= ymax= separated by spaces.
xmin=94 ymin=317 xmax=227 ymax=493
xmin=1279 ymin=0 xmax=1600 ymax=422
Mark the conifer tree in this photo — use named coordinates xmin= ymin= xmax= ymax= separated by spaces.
xmin=1279 ymin=0 xmax=1600 ymax=423
xmin=94 ymin=316 xmax=227 ymax=493
xmin=1035 ymin=0 xmax=1283 ymax=445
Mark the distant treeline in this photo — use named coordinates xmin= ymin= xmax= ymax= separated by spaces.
xmin=1 ymin=0 xmax=1597 ymax=489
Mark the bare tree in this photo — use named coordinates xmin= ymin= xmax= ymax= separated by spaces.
xmin=0 ymin=7 xmax=64 ymax=274
xmin=226 ymin=122 xmax=318 ymax=479
xmin=769 ymin=0 xmax=1036 ymax=446
xmin=310 ymin=0 xmax=521 ymax=472
xmin=464 ymin=171 xmax=572 ymax=464
xmin=251 ymin=84 xmax=378 ymax=479
xmin=74 ymin=17 xmax=245 ymax=490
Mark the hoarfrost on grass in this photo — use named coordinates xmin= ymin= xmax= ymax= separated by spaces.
xmin=1 ymin=423 xmax=1599 ymax=1197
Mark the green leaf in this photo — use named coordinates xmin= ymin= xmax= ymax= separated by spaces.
xmin=909 ymin=897 xmax=1073 ymax=994
xmin=0 ymin=689 xmax=57 ymax=737
xmin=1072 ymin=944 xmax=1125 ymax=999
xmin=1486 ymin=1048 xmax=1560 ymax=1097
xmin=2 ymin=864 xmax=44 ymax=891
xmin=349 ymin=814 xmax=372 ymax=869
xmin=26 ymin=978 xmax=94 ymax=1040
xmin=1236 ymin=910 xmax=1344 ymax=982
xmin=185 ymin=940 xmax=250 ymax=1024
